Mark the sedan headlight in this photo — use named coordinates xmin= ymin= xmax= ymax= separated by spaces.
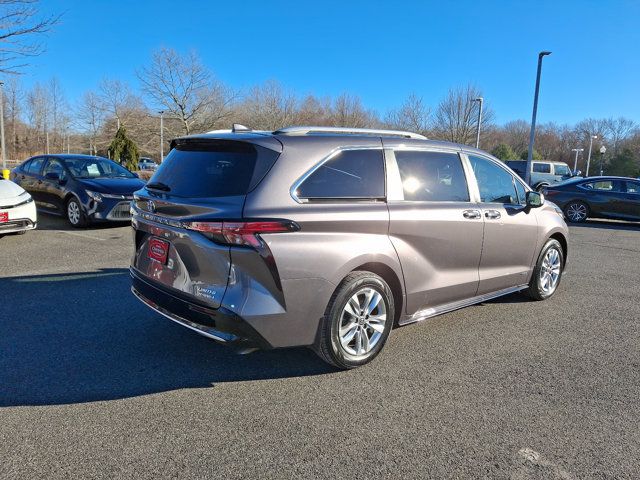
xmin=86 ymin=190 xmax=103 ymax=202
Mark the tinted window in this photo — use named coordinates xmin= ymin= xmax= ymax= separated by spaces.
xmin=395 ymin=150 xmax=469 ymax=202
xmin=150 ymin=141 xmax=278 ymax=198
xmin=469 ymin=155 xmax=518 ymax=204
xmin=533 ymin=163 xmax=551 ymax=173
xmin=43 ymin=159 xmax=67 ymax=181
xmin=582 ymin=180 xmax=621 ymax=192
xmin=514 ymin=179 xmax=527 ymax=205
xmin=26 ymin=157 xmax=44 ymax=175
xmin=626 ymin=181 xmax=640 ymax=193
xmin=296 ymin=149 xmax=384 ymax=199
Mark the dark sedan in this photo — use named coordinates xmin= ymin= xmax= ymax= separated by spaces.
xmin=11 ymin=154 xmax=145 ymax=227
xmin=544 ymin=176 xmax=640 ymax=223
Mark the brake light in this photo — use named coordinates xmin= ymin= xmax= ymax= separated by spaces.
xmin=184 ymin=220 xmax=299 ymax=248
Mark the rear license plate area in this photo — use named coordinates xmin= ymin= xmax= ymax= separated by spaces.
xmin=148 ymin=237 xmax=170 ymax=264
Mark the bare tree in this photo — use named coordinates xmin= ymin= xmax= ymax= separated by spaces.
xmin=77 ymin=91 xmax=105 ymax=155
xmin=138 ymin=47 xmax=235 ymax=135
xmin=384 ymin=93 xmax=430 ymax=135
xmin=605 ymin=117 xmax=637 ymax=155
xmin=238 ymin=80 xmax=298 ymax=130
xmin=4 ymin=76 xmax=23 ymax=158
xmin=433 ymin=85 xmax=494 ymax=145
xmin=0 ymin=0 xmax=60 ymax=73
xmin=330 ymin=94 xmax=374 ymax=128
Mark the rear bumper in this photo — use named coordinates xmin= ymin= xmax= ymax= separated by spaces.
xmin=130 ymin=268 xmax=272 ymax=349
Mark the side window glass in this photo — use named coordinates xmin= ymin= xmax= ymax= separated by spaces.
xmin=533 ymin=163 xmax=551 ymax=173
xmin=514 ymin=180 xmax=527 ymax=205
xmin=26 ymin=157 xmax=44 ymax=175
xmin=43 ymin=159 xmax=67 ymax=180
xmin=469 ymin=155 xmax=518 ymax=204
xmin=394 ymin=150 xmax=469 ymax=202
xmin=626 ymin=182 xmax=640 ymax=193
xmin=588 ymin=180 xmax=618 ymax=191
xmin=296 ymin=149 xmax=385 ymax=200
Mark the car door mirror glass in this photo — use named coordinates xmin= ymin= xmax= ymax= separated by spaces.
xmin=526 ymin=191 xmax=544 ymax=208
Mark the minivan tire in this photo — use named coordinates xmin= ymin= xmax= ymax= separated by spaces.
xmin=66 ymin=197 xmax=88 ymax=228
xmin=526 ymin=239 xmax=564 ymax=301
xmin=315 ymin=271 xmax=394 ymax=369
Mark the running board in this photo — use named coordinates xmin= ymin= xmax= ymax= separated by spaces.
xmin=398 ymin=285 xmax=528 ymax=326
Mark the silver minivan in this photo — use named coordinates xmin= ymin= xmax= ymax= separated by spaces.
xmin=130 ymin=126 xmax=569 ymax=368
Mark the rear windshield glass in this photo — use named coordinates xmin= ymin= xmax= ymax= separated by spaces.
xmin=149 ymin=141 xmax=278 ymax=198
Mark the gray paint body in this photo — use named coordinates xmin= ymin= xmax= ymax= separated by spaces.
xmin=131 ymin=131 xmax=569 ymax=349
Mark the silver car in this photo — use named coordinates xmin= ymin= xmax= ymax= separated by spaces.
xmin=130 ymin=126 xmax=569 ymax=368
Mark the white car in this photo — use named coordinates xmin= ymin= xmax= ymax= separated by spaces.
xmin=0 ymin=179 xmax=37 ymax=236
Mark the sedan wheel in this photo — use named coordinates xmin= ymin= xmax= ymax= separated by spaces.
xmin=66 ymin=198 xmax=87 ymax=228
xmin=564 ymin=202 xmax=588 ymax=222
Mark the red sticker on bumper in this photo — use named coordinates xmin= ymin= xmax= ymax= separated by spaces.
xmin=148 ymin=237 xmax=169 ymax=264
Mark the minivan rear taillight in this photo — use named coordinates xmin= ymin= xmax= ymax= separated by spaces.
xmin=184 ymin=220 xmax=299 ymax=248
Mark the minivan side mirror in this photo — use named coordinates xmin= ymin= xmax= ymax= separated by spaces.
xmin=526 ymin=191 xmax=544 ymax=208
xmin=45 ymin=172 xmax=60 ymax=181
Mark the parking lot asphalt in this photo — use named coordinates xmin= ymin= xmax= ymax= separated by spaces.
xmin=0 ymin=214 xmax=638 ymax=479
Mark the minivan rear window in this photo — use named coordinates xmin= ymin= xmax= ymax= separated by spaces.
xmin=149 ymin=141 xmax=279 ymax=198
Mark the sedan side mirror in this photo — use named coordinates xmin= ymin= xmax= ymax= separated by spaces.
xmin=526 ymin=191 xmax=544 ymax=208
xmin=45 ymin=172 xmax=60 ymax=181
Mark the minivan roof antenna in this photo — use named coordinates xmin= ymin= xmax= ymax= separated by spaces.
xmin=232 ymin=123 xmax=251 ymax=133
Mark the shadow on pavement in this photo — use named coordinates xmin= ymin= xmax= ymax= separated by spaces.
xmin=568 ymin=219 xmax=639 ymax=231
xmin=0 ymin=269 xmax=333 ymax=407
xmin=36 ymin=211 xmax=129 ymax=232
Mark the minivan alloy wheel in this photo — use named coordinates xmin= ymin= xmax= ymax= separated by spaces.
xmin=539 ymin=247 xmax=561 ymax=295
xmin=339 ymin=287 xmax=387 ymax=356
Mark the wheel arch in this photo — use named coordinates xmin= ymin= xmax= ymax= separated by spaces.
xmin=549 ymin=232 xmax=568 ymax=266
xmin=350 ymin=261 xmax=404 ymax=326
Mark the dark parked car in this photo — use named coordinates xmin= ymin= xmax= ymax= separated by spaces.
xmin=130 ymin=126 xmax=568 ymax=369
xmin=544 ymin=176 xmax=640 ymax=223
xmin=12 ymin=154 xmax=145 ymax=227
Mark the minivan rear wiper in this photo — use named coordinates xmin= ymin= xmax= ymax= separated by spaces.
xmin=146 ymin=181 xmax=171 ymax=192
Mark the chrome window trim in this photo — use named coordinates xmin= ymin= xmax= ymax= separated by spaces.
xmin=387 ymin=147 xmax=474 ymax=203
xmin=289 ymin=146 xmax=385 ymax=204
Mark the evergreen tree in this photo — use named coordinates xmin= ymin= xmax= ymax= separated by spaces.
xmin=491 ymin=143 xmax=517 ymax=161
xmin=606 ymin=148 xmax=639 ymax=177
xmin=108 ymin=126 xmax=139 ymax=171
xmin=520 ymin=148 xmax=542 ymax=160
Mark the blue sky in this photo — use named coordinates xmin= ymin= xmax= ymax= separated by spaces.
xmin=20 ymin=0 xmax=640 ymax=124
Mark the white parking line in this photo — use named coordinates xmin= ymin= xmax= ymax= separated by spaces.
xmin=59 ymin=230 xmax=108 ymax=241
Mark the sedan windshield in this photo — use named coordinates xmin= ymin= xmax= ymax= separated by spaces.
xmin=62 ymin=157 xmax=135 ymax=179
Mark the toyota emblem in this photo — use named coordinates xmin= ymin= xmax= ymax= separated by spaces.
xmin=147 ymin=200 xmax=156 ymax=213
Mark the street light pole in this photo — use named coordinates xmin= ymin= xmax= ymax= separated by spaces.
xmin=585 ymin=135 xmax=597 ymax=177
xmin=599 ymin=145 xmax=606 ymax=176
xmin=571 ymin=148 xmax=584 ymax=172
xmin=0 ymin=81 xmax=6 ymax=170
xmin=525 ymin=51 xmax=552 ymax=185
xmin=159 ymin=110 xmax=164 ymax=163
xmin=473 ymin=97 xmax=483 ymax=149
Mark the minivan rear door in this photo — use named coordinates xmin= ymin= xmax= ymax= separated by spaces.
xmin=131 ymin=137 xmax=281 ymax=308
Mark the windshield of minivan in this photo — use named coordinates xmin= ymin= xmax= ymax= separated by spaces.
xmin=63 ymin=157 xmax=136 ymax=179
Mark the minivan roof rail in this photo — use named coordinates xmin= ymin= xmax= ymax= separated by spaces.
xmin=273 ymin=126 xmax=427 ymax=140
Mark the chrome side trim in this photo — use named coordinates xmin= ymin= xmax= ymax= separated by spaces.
xmin=289 ymin=146 xmax=385 ymax=204
xmin=275 ymin=126 xmax=427 ymax=140
xmin=131 ymin=286 xmax=237 ymax=343
xmin=399 ymin=285 xmax=528 ymax=326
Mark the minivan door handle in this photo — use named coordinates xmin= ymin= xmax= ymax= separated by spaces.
xmin=462 ymin=209 xmax=481 ymax=219
xmin=485 ymin=209 xmax=501 ymax=219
